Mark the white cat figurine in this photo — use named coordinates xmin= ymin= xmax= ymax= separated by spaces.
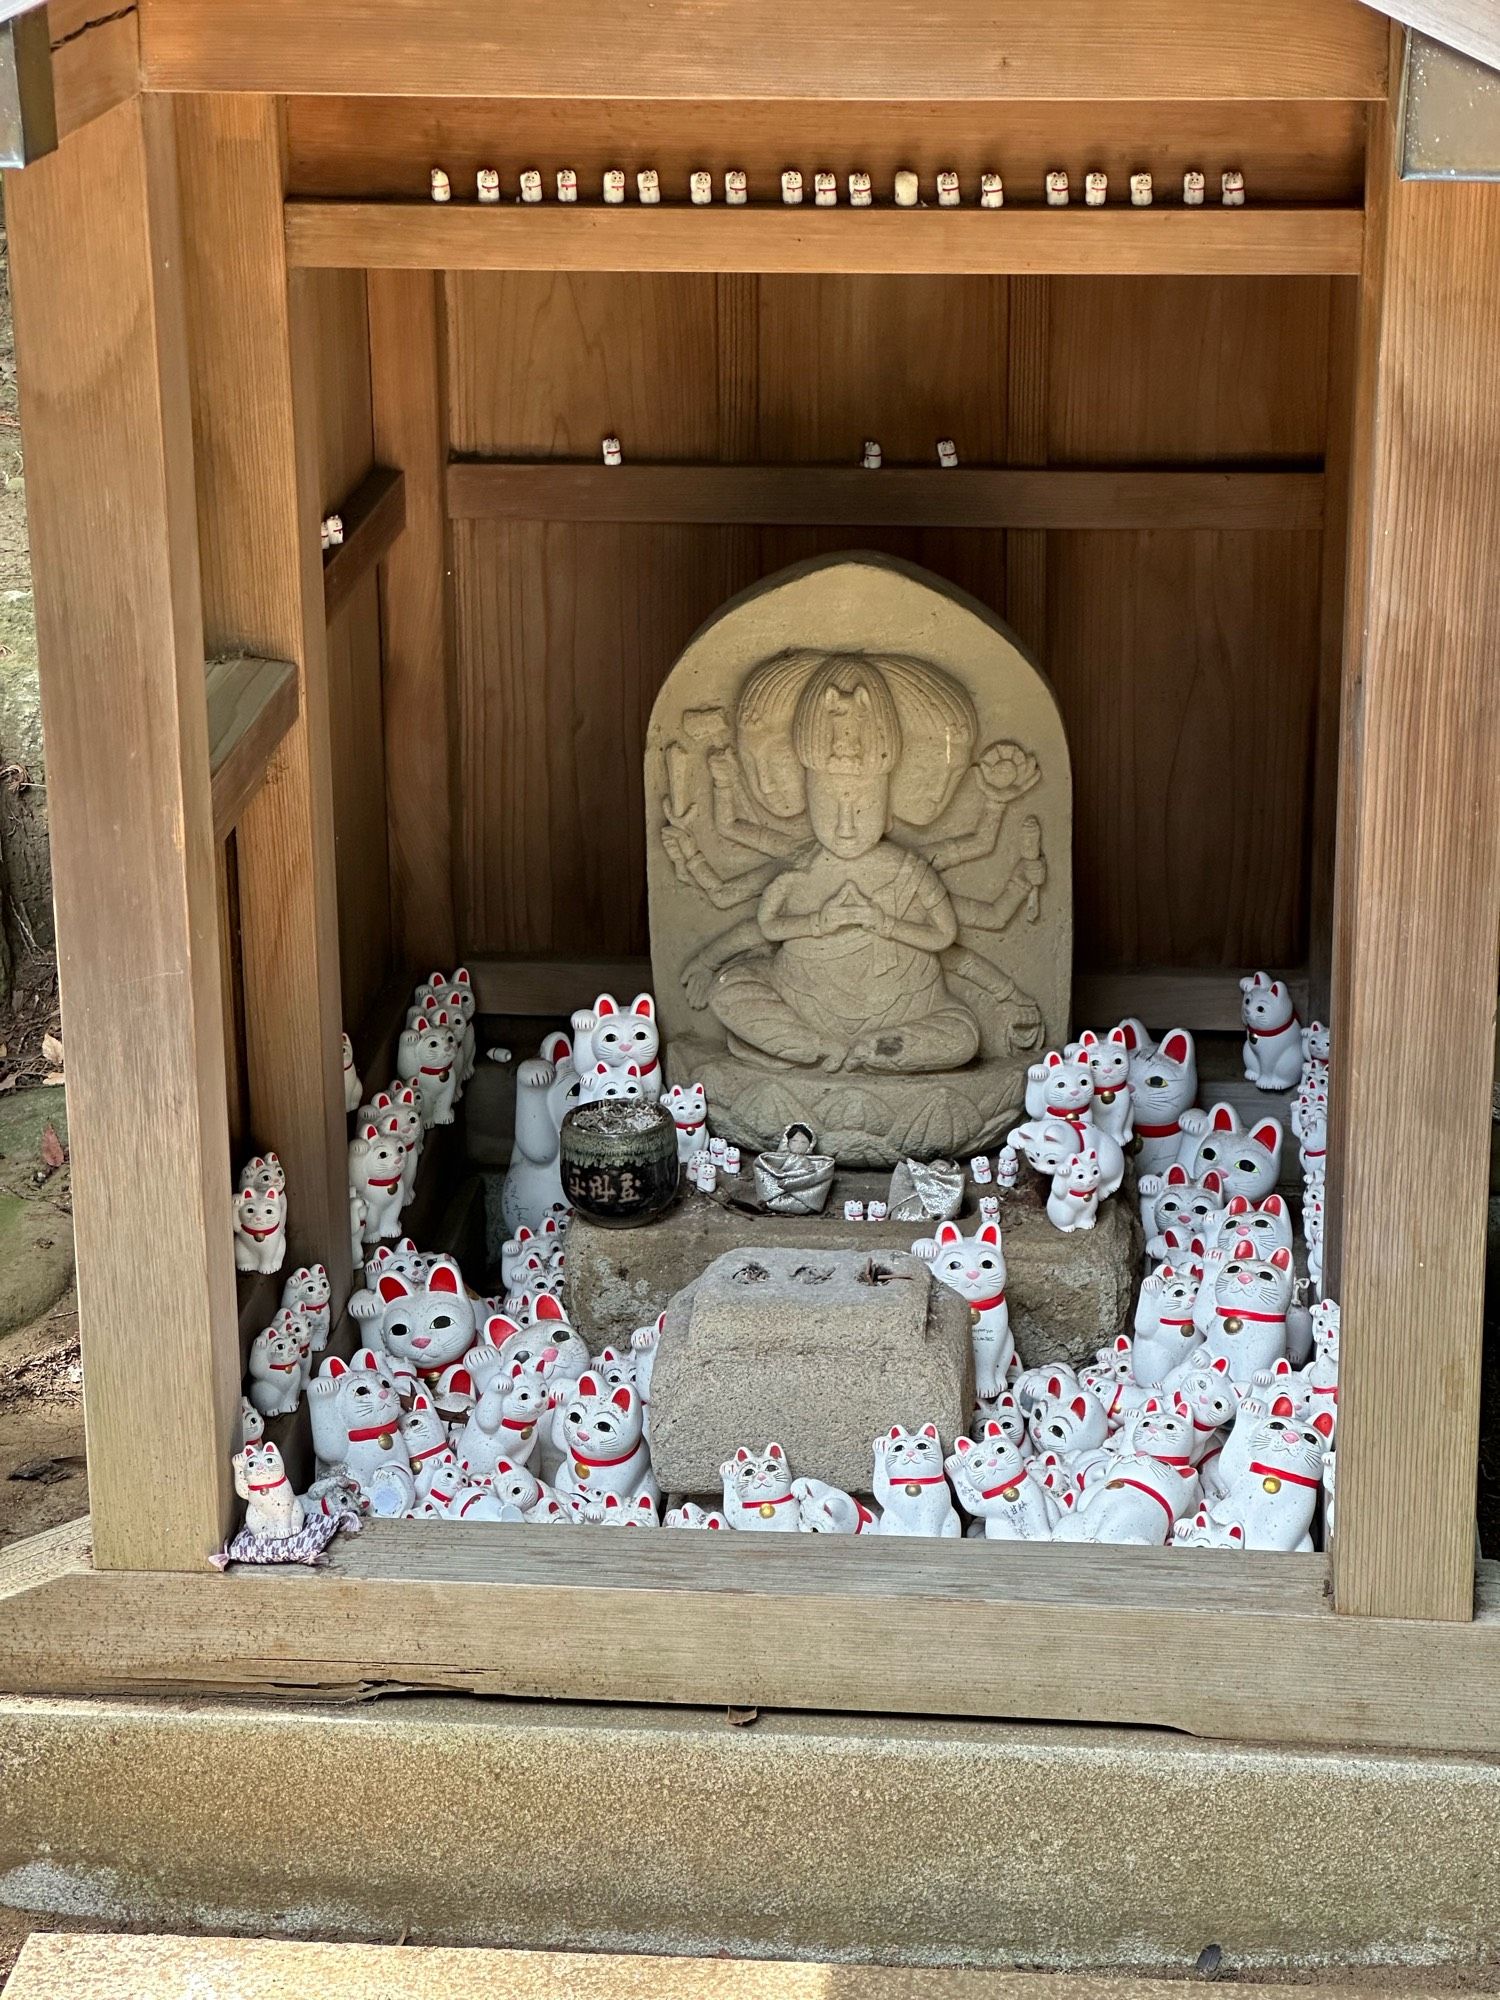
xmin=661 ymin=1081 xmax=709 ymax=1161
xmin=792 ymin=1476 xmax=877 ymax=1534
xmin=1066 ymin=1026 xmax=1134 ymax=1143
xmin=233 ymin=1183 xmax=287 ymax=1275
xmin=1125 ymin=1028 xmax=1198 ymax=1173
xmin=553 ymin=1372 xmax=658 ymax=1508
xmin=1195 ymin=1239 xmax=1296 ymax=1381
xmin=577 ymin=1061 xmax=646 ymax=1104
xmin=398 ymin=1012 xmax=461 ymax=1127
xmin=1179 ymin=1104 xmax=1284 ymax=1203
xmin=400 ymin=1393 xmax=462 ymax=1501
xmin=1052 ymin=1450 xmax=1195 ymax=1545
xmin=348 ymin=1123 xmax=408 ymax=1244
xmin=247 ymin=1315 xmax=304 ymax=1416
xmin=239 ymin=1396 xmax=264 ymax=1449
xmin=375 ymin=1256 xmax=477 ymax=1411
xmin=454 ymin=1355 xmax=553 ymax=1481
xmin=233 ymin=1439 xmax=305 ymax=1540
xmin=341 ymin=1032 xmax=362 ymax=1114
xmin=573 ymin=992 xmax=661 ymax=1091
xmin=281 ymin=1264 xmax=332 ymax=1357
xmin=872 ymin=1424 xmax=961 ymax=1537
xmin=307 ymin=1355 xmax=416 ymax=1517
xmin=1047 ymin=1148 xmax=1102 ymax=1232
xmin=924 ymin=1218 xmax=1013 ymax=1398
xmin=1206 ymin=1410 xmax=1325 ymax=1550
xmin=1026 ymin=1379 xmax=1109 ymax=1458
xmin=501 ymin=1048 xmax=579 ymax=1233
xmin=360 ymin=1085 xmax=424 ymax=1205
xmin=946 ymin=1426 xmax=1057 ymax=1540
xmin=1240 ymin=970 xmax=1304 ymax=1090
xmin=719 ymin=1442 xmax=801 ymax=1530
xmin=1006 ymin=1115 xmax=1124 ymax=1199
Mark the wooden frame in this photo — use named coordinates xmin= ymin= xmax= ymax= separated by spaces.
xmin=2 ymin=10 xmax=1498 ymax=1749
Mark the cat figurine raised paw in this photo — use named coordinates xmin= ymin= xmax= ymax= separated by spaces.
xmin=247 ymin=1314 xmax=304 ymax=1416
xmin=720 ymin=1442 xmax=801 ymax=1530
xmin=872 ymin=1424 xmax=961 ymax=1537
xmin=1047 ymin=1148 xmax=1102 ymax=1232
xmin=1241 ymin=970 xmax=1304 ymax=1090
xmin=307 ymin=1356 xmax=416 ymax=1516
xmin=553 ymin=1372 xmax=658 ymax=1508
xmin=947 ymin=1426 xmax=1057 ymax=1540
xmin=233 ymin=1439 xmax=305 ymax=1540
xmin=397 ymin=1013 xmax=461 ymax=1126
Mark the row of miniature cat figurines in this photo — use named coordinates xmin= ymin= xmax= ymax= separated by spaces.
xmin=428 ymin=164 xmax=1248 ymax=210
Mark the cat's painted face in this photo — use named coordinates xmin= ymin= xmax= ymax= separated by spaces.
xmin=725 ymin=1443 xmax=790 ymax=1499
xmin=1214 ymin=1240 xmax=1295 ymax=1317
xmin=974 ymin=1391 xmax=1026 ymax=1446
xmin=1303 ymin=1020 xmax=1331 ymax=1062
xmin=400 ymin=1395 xmax=448 ymax=1454
xmin=236 ymin=1187 xmax=282 ymax=1240
xmin=284 ymin=1265 xmax=332 ymax=1312
xmin=327 ymin=1364 xmax=401 ymax=1433
xmin=1072 ymin=1027 xmax=1130 ymax=1095
xmin=1174 ymin=1368 xmax=1238 ymax=1432
xmin=590 ymin=994 xmax=659 ymax=1065
xmin=562 ymin=1374 xmax=641 ymax=1454
xmin=950 ymin=1426 xmax=1025 ymax=1491
xmin=591 ymin=1347 xmax=638 ymax=1390
xmin=878 ymin=1424 xmax=945 ymax=1477
xmin=1066 ymin=1149 xmax=1101 ymax=1193
xmin=252 ymin=1323 xmax=302 ymax=1374
xmin=1027 ymin=1386 xmax=1105 ymax=1455
xmin=582 ymin=1062 xmax=645 ymax=1102
xmin=353 ymin=1126 xmax=406 ymax=1180
xmin=1217 ymin=1195 xmax=1293 ymax=1256
xmin=379 ymin=1259 xmax=475 ymax=1369
xmin=664 ymin=1083 xmax=707 ymax=1123
xmin=490 ymin=1459 xmax=544 ymax=1511
xmin=236 ymin=1440 xmax=285 ymax=1489
xmin=1186 ymin=1107 xmax=1283 ymax=1201
xmin=1038 ymin=1049 xmax=1094 ymax=1112
xmin=1130 ymin=1401 xmax=1195 ymax=1461
xmin=241 ymin=1153 xmax=286 ymax=1194
xmin=1241 ymin=973 xmax=1295 ymax=1032
xmin=1248 ymin=1414 xmax=1326 ymax=1480
xmin=928 ymin=1220 xmax=1006 ymax=1302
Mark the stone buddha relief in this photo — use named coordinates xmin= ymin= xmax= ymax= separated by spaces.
xmin=646 ymin=555 xmax=1072 ymax=1167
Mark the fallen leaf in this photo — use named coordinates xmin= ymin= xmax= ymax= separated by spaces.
xmin=39 ymin=1123 xmax=66 ymax=1170
xmin=0 ymin=1074 xmax=14 ymax=1093
xmin=725 ymin=1706 xmax=760 ymax=1727
xmin=41 ymin=1030 xmax=64 ymax=1068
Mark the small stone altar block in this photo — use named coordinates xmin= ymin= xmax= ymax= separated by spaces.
xmin=648 ymin=1246 xmax=973 ymax=1493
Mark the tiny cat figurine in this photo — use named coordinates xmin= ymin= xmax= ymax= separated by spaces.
xmin=349 ymin=1238 xmax=428 ymax=1319
xmin=341 ymin=1031 xmax=362 ymax=1115
xmin=239 ymin=1152 xmax=286 ymax=1196
xmin=1024 ymin=1047 xmax=1095 ymax=1126
xmin=569 ymin=1489 xmax=660 ymax=1527
xmin=720 ymin=1443 xmax=801 ymax=1530
xmin=1047 ymin=1148 xmax=1102 ymax=1232
xmin=1299 ymin=1093 xmax=1328 ymax=1183
xmin=400 ymin=1393 xmax=462 ymax=1500
xmin=661 ymin=1081 xmax=709 ymax=1161
xmin=239 ymin=1396 xmax=264 ymax=1449
xmin=1066 ymin=1026 xmax=1134 ymax=1143
xmin=1139 ymin=1161 xmax=1226 ymax=1244
xmin=1195 ymin=1239 xmax=1295 ymax=1381
xmin=1006 ymin=1115 xmax=1124 ymax=1198
xmin=946 ymin=1426 xmax=1057 ymax=1540
xmin=307 ymin=1355 xmax=416 ymax=1517
xmin=1206 ymin=1410 xmax=1326 ymax=1550
xmin=375 ymin=1256 xmax=476 ymax=1410
xmin=454 ymin=1354 xmax=554 ymax=1481
xmin=348 ymin=1124 xmax=408 ymax=1244
xmin=1240 ymin=970 xmax=1304 ymax=1090
xmin=247 ymin=1315 xmax=304 ymax=1416
xmin=553 ymin=1373 xmax=658 ymax=1508
xmin=573 ymin=992 xmax=661 ymax=1090
xmin=416 ymin=966 xmax=477 ymax=1084
xmin=665 ymin=1501 xmax=730 ymax=1530
xmin=1052 ymin=1450 xmax=1195 ymax=1545
xmin=397 ymin=1014 xmax=461 ymax=1126
xmin=872 ymin=1424 xmax=961 ymax=1537
xmin=490 ymin=1457 xmax=568 ymax=1523
xmin=233 ymin=1439 xmax=305 ymax=1540
xmin=361 ymin=1085 xmax=424 ymax=1205
xmin=1178 ymin=1104 xmax=1284 ymax=1204
xmin=1125 ymin=1028 xmax=1198 ymax=1173
xmin=1026 ymin=1379 xmax=1109 ymax=1459
xmin=500 ymin=1217 xmax=565 ymax=1290
xmin=1302 ymin=1019 xmax=1331 ymax=1065
xmin=1170 ymin=1363 xmax=1240 ymax=1473
xmin=792 ymin=1476 xmax=877 ymax=1534
xmin=1173 ymin=1513 xmax=1246 ymax=1550
xmin=577 ymin=1061 xmax=646 ymax=1103
xmin=233 ymin=1183 xmax=287 ymax=1275
xmin=589 ymin=1345 xmax=638 ymax=1391
xmin=281 ymin=1265 xmax=332 ymax=1357
xmin=924 ymin=1219 xmax=1013 ymax=1398
xmin=971 ymin=1388 xmax=1026 ymax=1447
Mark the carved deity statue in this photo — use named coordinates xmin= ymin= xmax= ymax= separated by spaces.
xmin=646 ymin=556 xmax=1071 ymax=1167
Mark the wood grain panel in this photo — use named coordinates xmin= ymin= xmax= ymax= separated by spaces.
xmin=321 ymin=465 xmax=405 ymax=620
xmin=1330 ymin=159 xmax=1500 ymax=1623
xmin=1047 ymin=276 xmax=1333 ymax=462
xmin=6 ymin=97 xmax=240 ymax=1569
xmin=144 ymin=0 xmax=1390 ymax=102
xmin=455 ymin=519 xmax=754 ymax=955
xmin=1047 ymin=530 xmax=1323 ymax=971
xmin=287 ymin=202 xmax=1366 ymax=280
xmin=286 ymin=98 xmax=1370 ymax=205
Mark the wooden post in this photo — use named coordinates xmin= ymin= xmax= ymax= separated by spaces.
xmin=1329 ymin=129 xmax=1500 ymax=1621
xmin=367 ymin=270 xmax=457 ymax=971
xmin=174 ymin=93 xmax=352 ymax=1301
xmin=6 ymin=97 xmax=240 ymax=1569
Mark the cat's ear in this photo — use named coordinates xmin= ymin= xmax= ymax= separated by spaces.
xmin=736 ymin=1446 xmax=751 ymax=1462
xmin=1267 ymin=979 xmax=1284 ymax=999
xmin=888 ymin=1424 xmax=905 ymax=1440
xmin=1045 ymin=1050 xmax=1063 ymax=1068
xmin=977 ymin=1221 xmax=1001 ymax=1248
xmin=1230 ymin=1236 xmax=1256 ymax=1261
xmin=427 ymin=1260 xmax=462 ymax=1296
xmin=1077 ymin=1029 xmax=1097 ymax=1047
xmin=1209 ymin=1103 xmax=1237 ymax=1134
xmin=1269 ymin=1246 xmax=1294 ymax=1273
xmin=1046 ymin=1375 xmax=1065 ymax=1398
xmin=362 ymin=1123 xmax=380 ymax=1142
xmin=1201 ymin=1171 xmax=1225 ymax=1197
xmin=610 ymin=1386 xmax=633 ymax=1413
xmin=1226 ymin=1523 xmax=1244 ymax=1544
xmin=1260 ymin=1194 xmax=1286 ymax=1219
xmin=378 ymin=1273 xmax=413 ymax=1303
xmin=956 ymin=1434 xmax=976 ymax=1454
xmin=635 ymin=1493 xmax=656 ymax=1516
xmin=1271 ymin=1395 xmax=1296 ymax=1418
xmin=577 ymin=1372 xmax=600 ymax=1398
xmin=1249 ymin=1119 xmax=1284 ymax=1155
xmin=767 ymin=1442 xmax=785 ymax=1460
xmin=1226 ymin=1194 xmax=1251 ymax=1216
xmin=1311 ymin=1410 xmax=1336 ymax=1440
xmin=1086 ymin=1149 xmax=1099 ymax=1167
xmin=1113 ymin=1335 xmax=1131 ymax=1356
xmin=1108 ymin=1025 xmax=1129 ymax=1050
xmin=534 ymin=1296 xmax=567 ymax=1324
xmin=1172 ymin=1392 xmax=1190 ymax=1419
xmin=1210 ymin=1357 xmax=1231 ymax=1377
xmin=412 ymin=1393 xmax=431 ymax=1412
xmin=445 ymin=1368 xmax=475 ymax=1401
xmin=324 ymin=1356 xmax=348 ymax=1379
xmin=1159 ymin=1029 xmax=1192 ymax=1064
xmin=1165 ymin=1164 xmax=1189 ymax=1187
xmin=594 ymin=993 xmax=618 ymax=1017
xmin=630 ymin=993 xmax=656 ymax=1019
xmin=920 ymin=1423 xmax=938 ymax=1440
xmin=541 ymin=1032 xmax=571 ymax=1064
xmin=934 ymin=1221 xmax=962 ymax=1247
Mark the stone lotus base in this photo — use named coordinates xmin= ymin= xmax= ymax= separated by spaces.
xmin=669 ymin=1035 xmax=1031 ymax=1171
xmin=648 ymin=1245 xmax=973 ymax=1493
xmin=567 ymin=1171 xmax=1142 ymax=1372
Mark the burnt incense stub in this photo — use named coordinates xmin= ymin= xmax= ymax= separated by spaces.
xmin=646 ymin=554 xmax=1072 ymax=1167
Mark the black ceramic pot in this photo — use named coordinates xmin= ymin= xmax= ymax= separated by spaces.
xmin=559 ymin=1099 xmax=680 ymax=1229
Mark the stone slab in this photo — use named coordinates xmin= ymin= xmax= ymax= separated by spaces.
xmin=3 ymin=1936 xmax=1477 ymax=2000
xmin=567 ymin=1173 xmax=1141 ymax=1372
xmin=649 ymin=1246 xmax=971 ymax=1492
xmin=1 ymin=1695 xmax=1498 ymax=1972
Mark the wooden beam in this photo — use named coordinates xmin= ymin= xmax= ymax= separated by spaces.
xmin=287 ymin=203 xmax=1367 ymax=279
xmin=446 ymin=462 xmax=1325 ymax=533
xmin=368 ymin=271 xmax=457 ymax=970
xmin=49 ymin=1 xmax=138 ymax=141
xmin=177 ymin=93 xmax=352 ymax=1302
xmin=1328 ymin=141 xmax=1500 ymax=1620
xmin=1363 ymin=0 xmax=1500 ymax=76
xmin=4 ymin=1520 xmax=1500 ymax=1754
xmin=142 ymin=0 xmax=1390 ymax=102
xmin=206 ymin=652 xmax=298 ymax=840
xmin=4 ymin=96 xmax=239 ymax=1570
xmin=321 ymin=463 xmax=404 ymax=622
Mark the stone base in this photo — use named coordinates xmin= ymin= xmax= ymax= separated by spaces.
xmin=567 ymin=1172 xmax=1142 ymax=1372
xmin=670 ymin=1036 xmax=1030 ymax=1172
xmin=649 ymin=1246 xmax=972 ymax=1492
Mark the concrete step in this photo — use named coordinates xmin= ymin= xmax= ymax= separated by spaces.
xmin=0 ymin=1937 xmax=1480 ymax=2000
